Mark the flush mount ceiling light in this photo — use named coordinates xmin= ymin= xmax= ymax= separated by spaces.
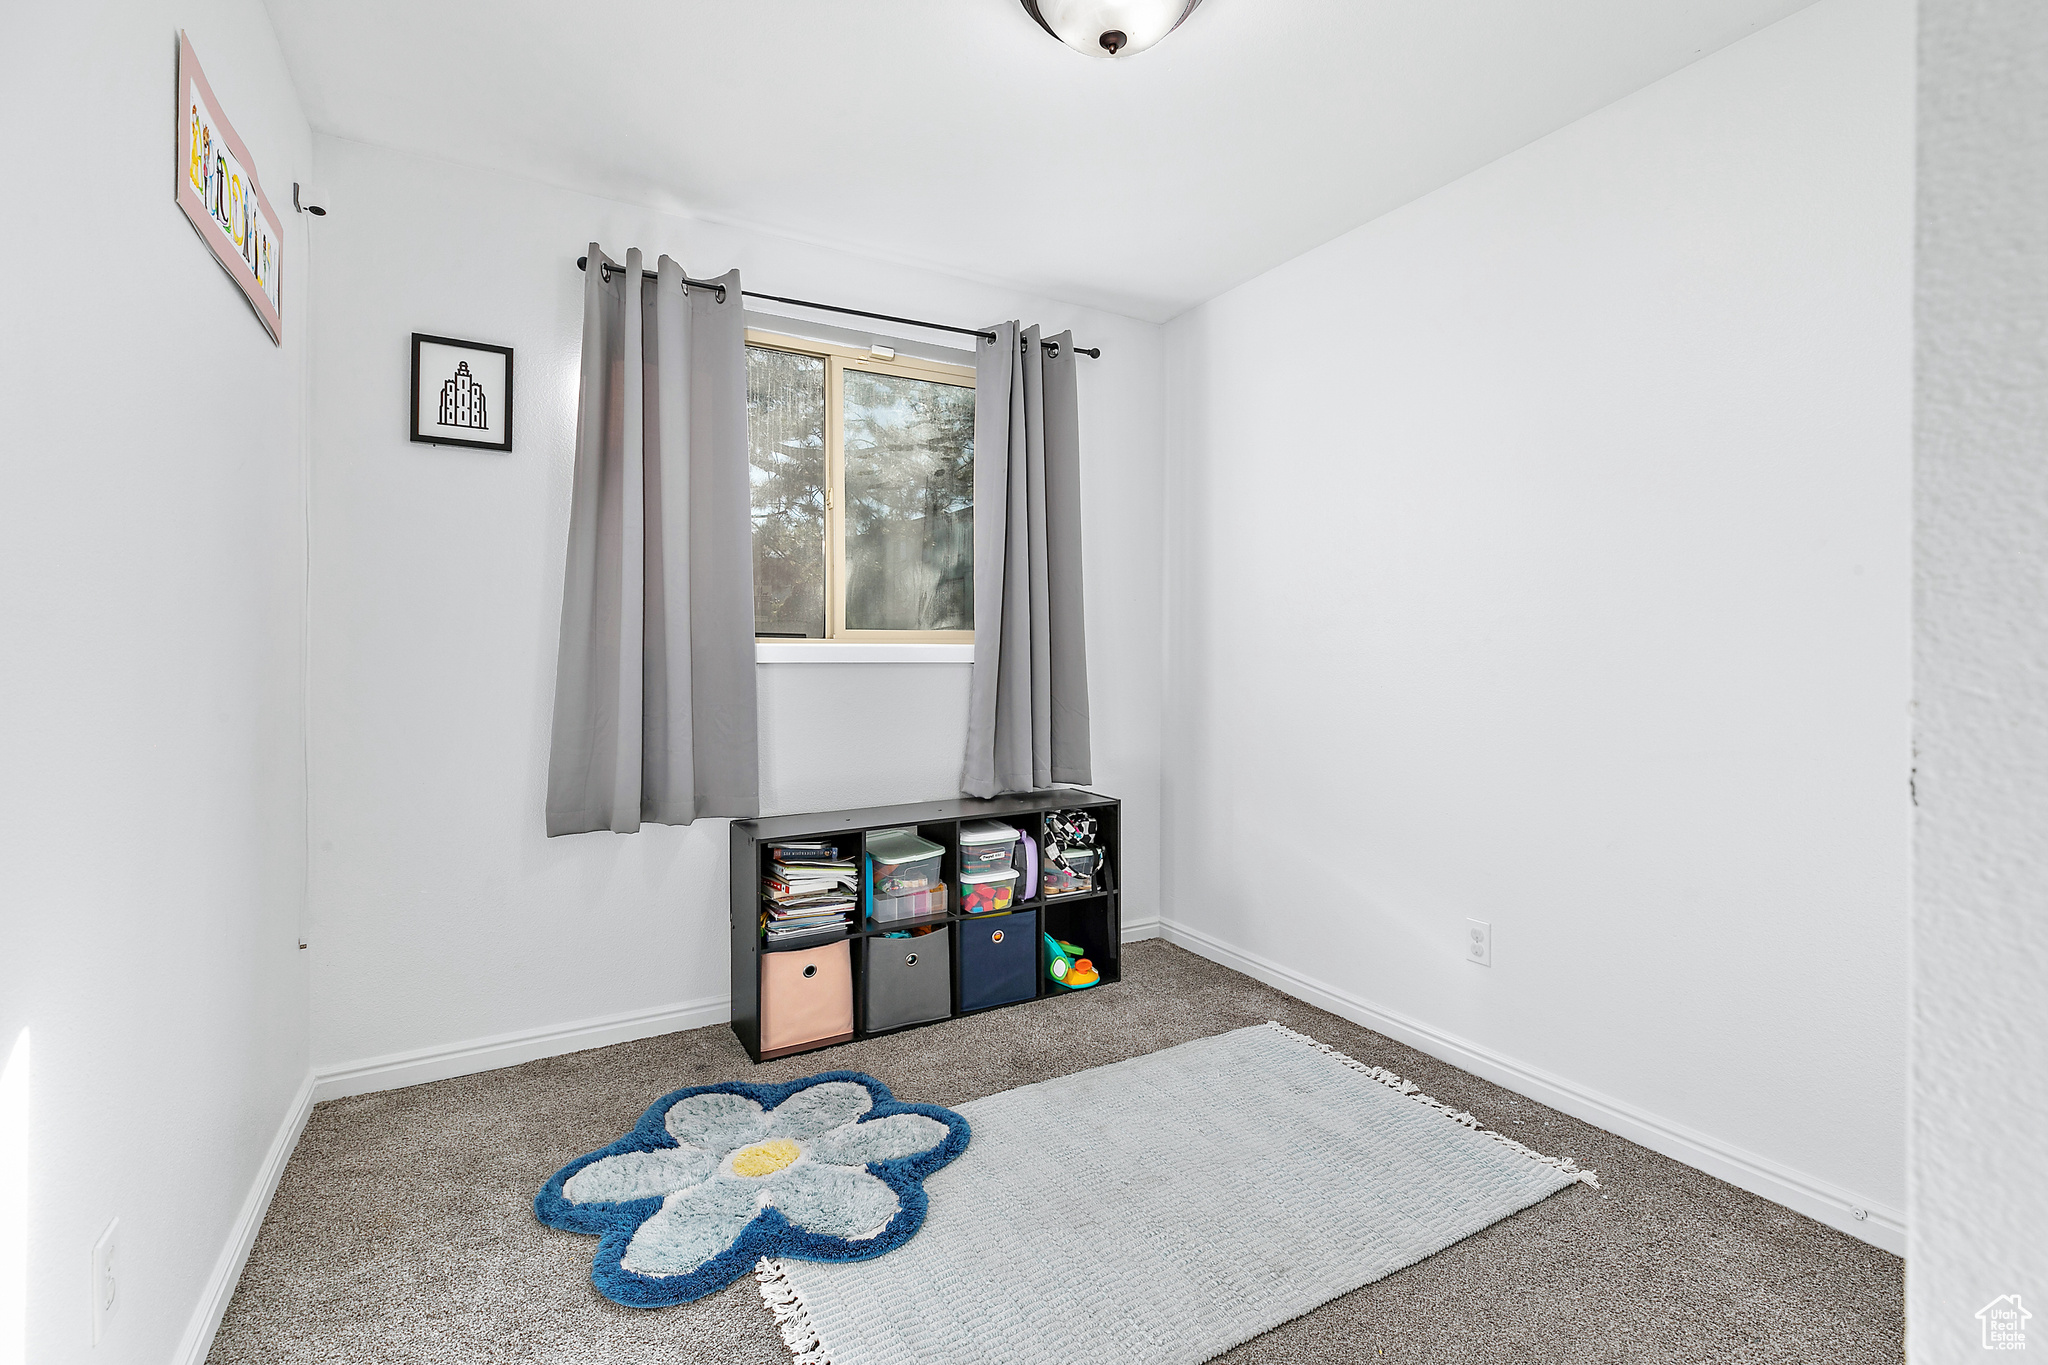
xmin=1020 ymin=0 xmax=1205 ymax=58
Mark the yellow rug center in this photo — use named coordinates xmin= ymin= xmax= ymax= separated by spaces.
xmin=731 ymin=1139 xmax=801 ymax=1178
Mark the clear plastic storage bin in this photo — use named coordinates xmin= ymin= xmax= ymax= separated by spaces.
xmin=871 ymin=886 xmax=947 ymax=924
xmin=866 ymin=829 xmax=944 ymax=896
xmin=958 ymin=820 xmax=1022 ymax=874
xmin=1042 ymin=846 xmax=1099 ymax=897
xmin=960 ymin=867 xmax=1021 ymax=915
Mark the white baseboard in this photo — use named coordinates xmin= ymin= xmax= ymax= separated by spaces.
xmin=176 ymin=924 xmax=1895 ymax=1365
xmin=174 ymin=997 xmax=733 ymax=1361
xmin=1154 ymin=918 xmax=1905 ymax=1255
xmin=317 ymin=915 xmax=1167 ymax=1102
xmin=174 ymin=1068 xmax=316 ymax=1365
xmin=309 ymin=923 xmax=1178 ymax=1102
xmin=315 ymin=920 xmax=1162 ymax=1101
xmin=312 ymin=994 xmax=732 ymax=1101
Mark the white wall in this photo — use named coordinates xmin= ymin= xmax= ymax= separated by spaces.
xmin=304 ymin=137 xmax=1164 ymax=1074
xmin=0 ymin=4 xmax=313 ymax=1363
xmin=1160 ymin=0 xmax=1909 ymax=1248
xmin=1913 ymin=0 xmax=2048 ymax=1356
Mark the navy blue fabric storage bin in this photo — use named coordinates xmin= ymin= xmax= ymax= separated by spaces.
xmin=957 ymin=911 xmax=1037 ymax=1011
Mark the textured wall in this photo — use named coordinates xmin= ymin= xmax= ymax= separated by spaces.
xmin=1913 ymin=1 xmax=2048 ymax=1356
xmin=0 ymin=5 xmax=313 ymax=1362
xmin=1161 ymin=0 xmax=1909 ymax=1246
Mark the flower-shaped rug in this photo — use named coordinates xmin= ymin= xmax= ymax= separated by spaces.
xmin=535 ymin=1071 xmax=970 ymax=1307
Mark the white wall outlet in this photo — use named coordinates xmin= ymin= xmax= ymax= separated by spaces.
xmin=90 ymin=1217 xmax=118 ymax=1345
xmin=1466 ymin=918 xmax=1493 ymax=967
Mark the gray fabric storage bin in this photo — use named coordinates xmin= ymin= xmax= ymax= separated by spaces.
xmin=863 ymin=927 xmax=953 ymax=1033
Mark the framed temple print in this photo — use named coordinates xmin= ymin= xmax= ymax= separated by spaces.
xmin=176 ymin=32 xmax=285 ymax=343
xmin=410 ymin=334 xmax=514 ymax=452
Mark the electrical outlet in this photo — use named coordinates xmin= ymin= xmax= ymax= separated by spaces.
xmin=90 ymin=1217 xmax=118 ymax=1345
xmin=1466 ymin=918 xmax=1492 ymax=968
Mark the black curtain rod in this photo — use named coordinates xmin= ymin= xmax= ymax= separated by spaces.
xmin=575 ymin=256 xmax=1101 ymax=359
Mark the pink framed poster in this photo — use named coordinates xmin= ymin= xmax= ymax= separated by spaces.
xmin=175 ymin=32 xmax=284 ymax=343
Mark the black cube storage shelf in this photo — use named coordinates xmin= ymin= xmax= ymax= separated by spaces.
xmin=730 ymin=789 xmax=1120 ymax=1063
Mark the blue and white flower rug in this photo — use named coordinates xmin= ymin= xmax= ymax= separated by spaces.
xmin=755 ymin=1024 xmax=1599 ymax=1365
xmin=535 ymin=1072 xmax=969 ymax=1307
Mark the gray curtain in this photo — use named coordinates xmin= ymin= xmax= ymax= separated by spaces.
xmin=962 ymin=322 xmax=1092 ymax=798
xmin=546 ymin=245 xmax=759 ymax=835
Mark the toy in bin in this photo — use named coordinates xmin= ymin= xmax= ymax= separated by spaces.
xmin=1041 ymin=809 xmax=1101 ymax=897
xmin=960 ymin=868 xmax=1019 ymax=915
xmin=867 ymin=829 xmax=943 ymax=896
xmin=1041 ymin=847 xmax=1097 ymax=897
xmin=958 ymin=820 xmax=1022 ymax=873
xmin=1043 ymin=933 xmax=1100 ymax=990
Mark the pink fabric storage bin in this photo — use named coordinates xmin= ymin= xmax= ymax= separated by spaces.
xmin=760 ymin=940 xmax=853 ymax=1054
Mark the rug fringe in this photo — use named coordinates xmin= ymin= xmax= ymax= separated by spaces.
xmin=1263 ymin=1020 xmax=1601 ymax=1189
xmin=756 ymin=1257 xmax=834 ymax=1365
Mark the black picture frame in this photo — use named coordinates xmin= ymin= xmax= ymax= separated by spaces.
xmin=410 ymin=333 xmax=514 ymax=452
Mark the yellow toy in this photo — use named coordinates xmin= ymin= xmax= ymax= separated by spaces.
xmin=1044 ymin=934 xmax=1101 ymax=990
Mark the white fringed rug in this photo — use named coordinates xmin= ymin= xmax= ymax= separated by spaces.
xmin=758 ymin=1022 xmax=1598 ymax=1365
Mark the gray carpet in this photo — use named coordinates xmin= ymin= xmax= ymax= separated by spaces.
xmin=208 ymin=941 xmax=1903 ymax=1364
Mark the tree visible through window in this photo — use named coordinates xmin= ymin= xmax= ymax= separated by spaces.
xmin=747 ymin=348 xmax=827 ymax=637
xmin=745 ymin=333 xmax=974 ymax=641
xmin=843 ymin=369 xmax=974 ymax=631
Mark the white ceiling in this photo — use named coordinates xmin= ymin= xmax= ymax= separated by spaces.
xmin=265 ymin=0 xmax=1816 ymax=321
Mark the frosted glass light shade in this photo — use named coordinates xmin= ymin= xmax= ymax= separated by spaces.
xmin=1023 ymin=0 xmax=1203 ymax=57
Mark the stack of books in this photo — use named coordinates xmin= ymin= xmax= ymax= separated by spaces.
xmin=761 ymin=842 xmax=858 ymax=945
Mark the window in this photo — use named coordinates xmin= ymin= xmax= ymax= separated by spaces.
xmin=746 ymin=330 xmax=975 ymax=642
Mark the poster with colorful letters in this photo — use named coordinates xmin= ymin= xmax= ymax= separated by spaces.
xmin=175 ymin=32 xmax=284 ymax=343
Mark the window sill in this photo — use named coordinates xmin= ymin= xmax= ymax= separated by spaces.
xmin=755 ymin=641 xmax=975 ymax=664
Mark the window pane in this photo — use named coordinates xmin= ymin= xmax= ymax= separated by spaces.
xmin=747 ymin=346 xmax=827 ymax=637
xmin=842 ymin=369 xmax=975 ymax=632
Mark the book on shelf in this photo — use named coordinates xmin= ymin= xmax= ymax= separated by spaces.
xmin=766 ymin=841 xmax=845 ymax=864
xmin=763 ymin=895 xmax=855 ymax=918
xmin=763 ymin=871 xmax=858 ymax=900
xmin=760 ymin=907 xmax=851 ymax=943
xmin=770 ymin=866 xmax=856 ymax=885
xmin=761 ymin=912 xmax=847 ymax=933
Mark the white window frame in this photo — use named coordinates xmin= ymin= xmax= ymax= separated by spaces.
xmin=747 ymin=328 xmax=977 ymax=647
